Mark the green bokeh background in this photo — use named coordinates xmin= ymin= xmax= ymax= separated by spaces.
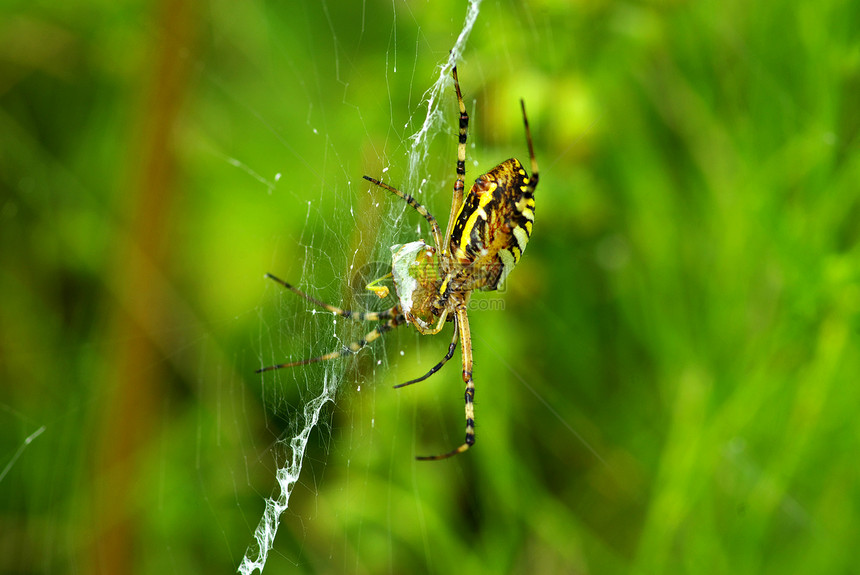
xmin=2 ymin=0 xmax=859 ymax=573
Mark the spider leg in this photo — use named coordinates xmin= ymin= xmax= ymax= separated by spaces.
xmin=520 ymin=100 xmax=539 ymax=190
xmin=264 ymin=273 xmax=398 ymax=321
xmin=442 ymin=64 xmax=470 ymax=255
xmin=362 ymin=176 xmax=443 ymax=250
xmin=393 ymin=321 xmax=459 ymax=389
xmin=416 ymin=305 xmax=474 ymax=461
xmin=411 ymin=308 xmax=449 ymax=335
xmin=256 ymin=314 xmax=405 ymax=373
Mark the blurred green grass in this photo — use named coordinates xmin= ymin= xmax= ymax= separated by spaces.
xmin=1 ymin=0 xmax=859 ymax=573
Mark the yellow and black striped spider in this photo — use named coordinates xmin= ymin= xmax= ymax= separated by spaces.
xmin=258 ymin=65 xmax=538 ymax=460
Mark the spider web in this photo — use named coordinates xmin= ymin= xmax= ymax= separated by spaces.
xmin=238 ymin=2 xmax=482 ymax=572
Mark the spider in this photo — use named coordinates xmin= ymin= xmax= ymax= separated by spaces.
xmin=258 ymin=65 xmax=538 ymax=460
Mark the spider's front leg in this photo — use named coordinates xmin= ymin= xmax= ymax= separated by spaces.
xmin=415 ymin=304 xmax=475 ymax=460
xmin=256 ymin=273 xmax=404 ymax=373
xmin=394 ymin=321 xmax=459 ymax=389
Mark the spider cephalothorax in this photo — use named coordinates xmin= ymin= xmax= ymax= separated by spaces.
xmin=259 ymin=64 xmax=538 ymax=460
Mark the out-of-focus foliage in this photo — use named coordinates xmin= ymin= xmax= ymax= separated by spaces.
xmin=1 ymin=0 xmax=858 ymax=573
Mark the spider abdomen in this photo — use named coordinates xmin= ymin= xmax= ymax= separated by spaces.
xmin=449 ymin=158 xmax=536 ymax=291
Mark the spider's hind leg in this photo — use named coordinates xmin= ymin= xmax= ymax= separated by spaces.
xmin=362 ymin=176 xmax=443 ymax=250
